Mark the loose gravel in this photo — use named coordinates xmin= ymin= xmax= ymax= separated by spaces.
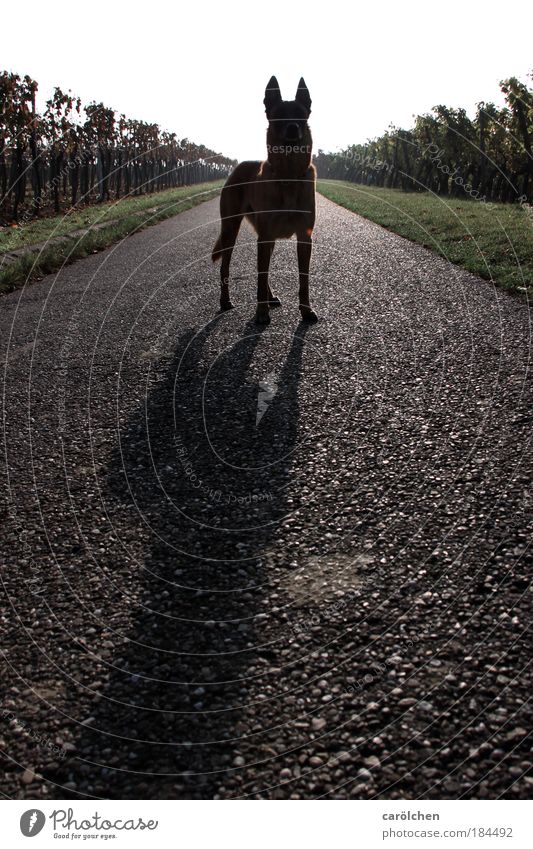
xmin=1 ymin=195 xmax=531 ymax=800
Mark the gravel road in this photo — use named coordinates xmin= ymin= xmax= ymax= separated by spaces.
xmin=1 ymin=194 xmax=531 ymax=799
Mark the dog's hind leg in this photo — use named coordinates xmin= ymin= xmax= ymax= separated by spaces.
xmin=217 ymin=216 xmax=243 ymax=311
xmin=256 ymin=238 xmax=274 ymax=324
xmin=267 ymin=273 xmax=281 ymax=307
xmin=262 ymin=242 xmax=280 ymax=306
xmin=297 ymin=232 xmax=318 ymax=322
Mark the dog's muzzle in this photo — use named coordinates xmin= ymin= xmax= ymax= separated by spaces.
xmin=284 ymin=123 xmax=302 ymax=142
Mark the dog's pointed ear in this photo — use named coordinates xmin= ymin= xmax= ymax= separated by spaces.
xmin=264 ymin=76 xmax=282 ymax=117
xmin=295 ymin=77 xmax=312 ymax=115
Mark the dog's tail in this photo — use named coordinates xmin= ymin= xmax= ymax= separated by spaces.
xmin=212 ymin=235 xmax=223 ymax=263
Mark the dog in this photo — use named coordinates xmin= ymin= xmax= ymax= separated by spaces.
xmin=212 ymin=76 xmax=317 ymax=324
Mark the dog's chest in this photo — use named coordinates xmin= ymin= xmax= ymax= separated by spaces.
xmin=273 ymin=180 xmax=312 ymax=221
xmin=277 ymin=180 xmax=298 ymax=207
xmin=249 ymin=167 xmax=315 ymax=238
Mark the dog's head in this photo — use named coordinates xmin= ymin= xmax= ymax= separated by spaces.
xmin=264 ymin=76 xmax=312 ymax=143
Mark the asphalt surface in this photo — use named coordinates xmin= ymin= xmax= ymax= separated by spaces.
xmin=1 ymin=194 xmax=532 ymax=800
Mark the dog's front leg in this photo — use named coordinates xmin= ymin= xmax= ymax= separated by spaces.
xmin=256 ymin=238 xmax=274 ymax=324
xmin=297 ymin=234 xmax=318 ymax=322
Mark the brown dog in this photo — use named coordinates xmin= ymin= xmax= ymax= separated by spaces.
xmin=212 ymin=76 xmax=317 ymax=324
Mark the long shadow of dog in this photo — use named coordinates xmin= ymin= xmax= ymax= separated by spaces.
xmin=58 ymin=318 xmax=312 ymax=799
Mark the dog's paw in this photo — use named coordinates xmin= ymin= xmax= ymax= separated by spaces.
xmin=220 ymin=300 xmax=234 ymax=312
xmin=300 ymin=307 xmax=318 ymax=323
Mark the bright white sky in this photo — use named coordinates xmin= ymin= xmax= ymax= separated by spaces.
xmin=3 ymin=0 xmax=532 ymax=162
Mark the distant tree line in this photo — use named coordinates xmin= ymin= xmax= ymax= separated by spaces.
xmin=315 ymin=74 xmax=533 ymax=204
xmin=0 ymin=71 xmax=237 ymax=222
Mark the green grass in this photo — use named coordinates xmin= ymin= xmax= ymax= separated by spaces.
xmin=0 ymin=181 xmax=223 ymax=294
xmin=317 ymin=180 xmax=533 ymax=294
